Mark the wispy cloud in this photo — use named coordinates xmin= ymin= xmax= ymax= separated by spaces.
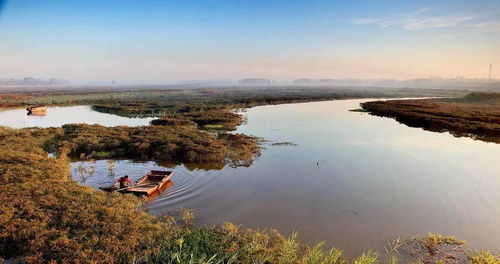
xmin=398 ymin=8 xmax=429 ymax=17
xmin=467 ymin=21 xmax=500 ymax=32
xmin=350 ymin=9 xmax=500 ymax=32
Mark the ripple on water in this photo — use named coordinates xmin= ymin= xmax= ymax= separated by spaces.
xmin=70 ymin=159 xmax=224 ymax=210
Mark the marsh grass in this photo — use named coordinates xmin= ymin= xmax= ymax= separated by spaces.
xmin=57 ymin=124 xmax=259 ymax=166
xmin=353 ymin=251 xmax=378 ymax=264
xmin=391 ymin=233 xmax=488 ymax=264
xmin=107 ymin=159 xmax=116 ymax=177
xmin=151 ymin=118 xmax=199 ymax=129
xmin=361 ymin=92 xmax=500 ymax=143
xmin=421 ymin=233 xmax=466 ymax=249
xmin=468 ymin=251 xmax=500 ymax=264
xmin=271 ymin=141 xmax=298 ymax=147
xmin=301 ymin=243 xmax=345 ymax=264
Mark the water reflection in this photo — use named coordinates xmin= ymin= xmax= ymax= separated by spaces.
xmin=158 ymin=161 xmax=225 ymax=171
xmin=71 ymin=160 xmax=214 ymax=206
xmin=27 ymin=111 xmax=47 ymax=117
xmin=0 ymin=105 xmax=154 ymax=128
xmin=70 ymin=99 xmax=500 ymax=257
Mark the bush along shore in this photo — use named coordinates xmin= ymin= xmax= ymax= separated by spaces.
xmin=361 ymin=92 xmax=500 ymax=143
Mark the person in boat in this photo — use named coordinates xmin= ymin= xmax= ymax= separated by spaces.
xmin=116 ymin=175 xmax=133 ymax=189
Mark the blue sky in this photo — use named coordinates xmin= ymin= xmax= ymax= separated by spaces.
xmin=0 ymin=0 xmax=499 ymax=83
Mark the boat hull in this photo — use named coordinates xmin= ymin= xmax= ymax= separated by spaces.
xmin=123 ymin=170 xmax=173 ymax=196
xmin=27 ymin=105 xmax=47 ymax=113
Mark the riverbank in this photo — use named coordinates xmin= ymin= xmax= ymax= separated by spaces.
xmin=361 ymin=92 xmax=500 ymax=143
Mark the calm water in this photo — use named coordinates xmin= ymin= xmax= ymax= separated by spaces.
xmin=0 ymin=105 xmax=153 ymax=128
xmin=69 ymin=99 xmax=500 ymax=256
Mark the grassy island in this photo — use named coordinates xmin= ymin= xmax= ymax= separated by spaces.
xmin=361 ymin=92 xmax=500 ymax=143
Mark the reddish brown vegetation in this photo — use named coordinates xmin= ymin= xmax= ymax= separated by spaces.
xmin=182 ymin=110 xmax=243 ymax=130
xmin=58 ymin=124 xmax=259 ymax=164
xmin=362 ymin=92 xmax=500 ymax=143
xmin=0 ymin=93 xmax=27 ymax=100
xmin=150 ymin=118 xmax=198 ymax=128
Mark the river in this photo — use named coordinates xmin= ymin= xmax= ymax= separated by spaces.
xmin=0 ymin=105 xmax=153 ymax=128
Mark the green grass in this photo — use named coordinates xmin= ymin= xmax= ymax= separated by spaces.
xmin=93 ymin=151 xmax=113 ymax=159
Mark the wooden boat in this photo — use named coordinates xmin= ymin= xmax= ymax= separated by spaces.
xmin=26 ymin=105 xmax=47 ymax=114
xmin=125 ymin=170 xmax=173 ymax=195
xmin=100 ymin=170 xmax=173 ymax=196
xmin=27 ymin=111 xmax=47 ymax=116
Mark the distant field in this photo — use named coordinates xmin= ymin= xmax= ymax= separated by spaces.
xmin=0 ymin=85 xmax=469 ymax=110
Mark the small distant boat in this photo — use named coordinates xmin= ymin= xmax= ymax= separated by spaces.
xmin=27 ymin=111 xmax=47 ymax=116
xmin=101 ymin=170 xmax=174 ymax=196
xmin=26 ymin=105 xmax=47 ymax=114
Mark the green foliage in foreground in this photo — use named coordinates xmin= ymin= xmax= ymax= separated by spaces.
xmin=468 ymin=251 xmax=500 ymax=264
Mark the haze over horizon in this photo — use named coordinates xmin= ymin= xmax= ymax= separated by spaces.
xmin=0 ymin=0 xmax=499 ymax=83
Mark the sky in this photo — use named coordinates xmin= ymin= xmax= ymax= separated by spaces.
xmin=0 ymin=0 xmax=499 ymax=84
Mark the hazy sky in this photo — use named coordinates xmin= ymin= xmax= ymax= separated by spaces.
xmin=0 ymin=0 xmax=499 ymax=83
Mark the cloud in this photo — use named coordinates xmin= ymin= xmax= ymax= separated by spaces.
xmin=467 ymin=21 xmax=500 ymax=32
xmin=350 ymin=17 xmax=380 ymax=25
xmin=350 ymin=8 xmax=500 ymax=33
xmin=397 ymin=8 xmax=429 ymax=17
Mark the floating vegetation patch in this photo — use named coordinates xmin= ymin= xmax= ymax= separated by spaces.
xmin=271 ymin=141 xmax=298 ymax=147
xmin=387 ymin=233 xmax=496 ymax=264
xmin=150 ymin=118 xmax=198 ymax=128
xmin=349 ymin=108 xmax=370 ymax=112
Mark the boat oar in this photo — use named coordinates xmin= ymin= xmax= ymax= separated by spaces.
xmin=112 ymin=183 xmax=151 ymax=192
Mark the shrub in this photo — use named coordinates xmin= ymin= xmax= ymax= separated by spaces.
xmin=58 ymin=124 xmax=258 ymax=165
xmin=468 ymin=251 xmax=500 ymax=264
xmin=150 ymin=118 xmax=198 ymax=128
